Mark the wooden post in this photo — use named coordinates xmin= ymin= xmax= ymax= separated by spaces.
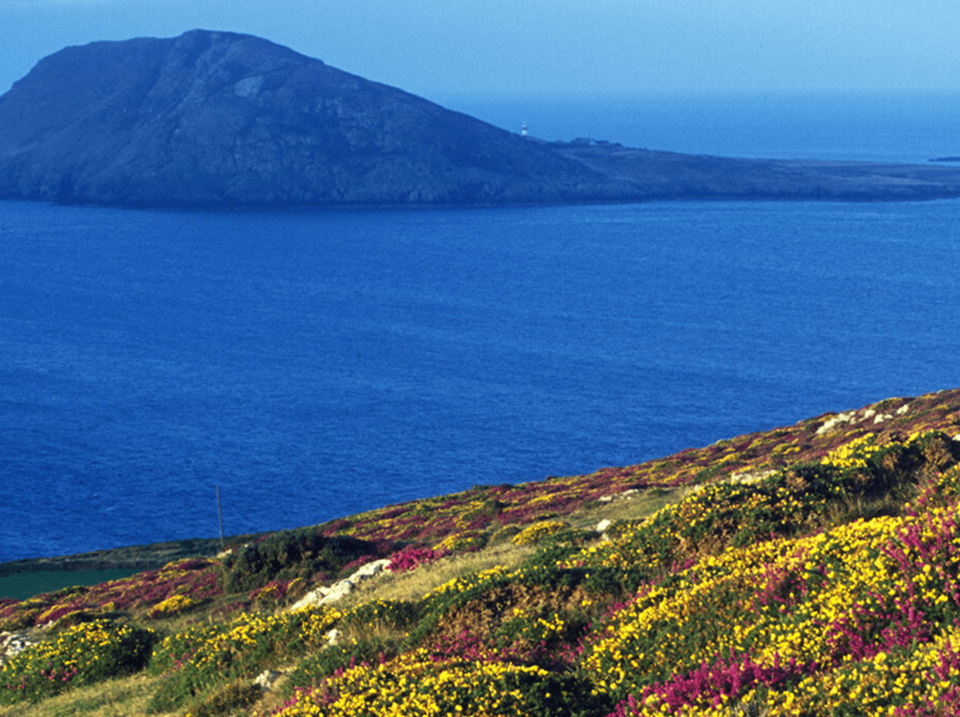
xmin=216 ymin=486 xmax=225 ymax=550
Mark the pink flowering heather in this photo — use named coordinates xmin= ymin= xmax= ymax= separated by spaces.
xmin=387 ymin=545 xmax=450 ymax=573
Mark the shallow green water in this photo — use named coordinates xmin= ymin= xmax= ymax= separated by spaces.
xmin=0 ymin=569 xmax=142 ymax=600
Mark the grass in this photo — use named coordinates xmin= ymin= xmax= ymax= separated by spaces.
xmin=333 ymin=485 xmax=684 ymax=608
xmin=0 ymin=674 xmax=167 ymax=717
xmin=341 ymin=542 xmax=538 ymax=606
xmin=565 ymin=486 xmax=686 ymax=529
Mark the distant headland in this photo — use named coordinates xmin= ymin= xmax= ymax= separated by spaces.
xmin=3 ymin=30 xmax=960 ymax=208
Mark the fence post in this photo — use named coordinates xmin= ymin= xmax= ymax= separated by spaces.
xmin=216 ymin=485 xmax=225 ymax=551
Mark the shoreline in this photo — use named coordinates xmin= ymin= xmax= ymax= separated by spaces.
xmin=0 ymin=537 xmax=232 ymax=578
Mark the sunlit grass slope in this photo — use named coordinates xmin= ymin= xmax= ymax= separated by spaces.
xmin=3 ymin=388 xmax=960 ymax=716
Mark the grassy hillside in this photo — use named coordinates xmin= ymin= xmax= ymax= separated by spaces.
xmin=3 ymin=388 xmax=960 ymax=716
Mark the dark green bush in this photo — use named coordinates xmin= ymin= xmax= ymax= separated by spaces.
xmin=486 ymin=671 xmax=611 ymax=717
xmin=219 ymin=529 xmax=376 ymax=593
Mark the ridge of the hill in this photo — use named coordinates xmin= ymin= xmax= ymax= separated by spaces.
xmin=3 ymin=388 xmax=960 ymax=716
xmin=5 ymin=30 xmax=960 ymax=207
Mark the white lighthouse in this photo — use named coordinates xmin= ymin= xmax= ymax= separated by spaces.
xmin=521 ymin=122 xmax=528 ymax=137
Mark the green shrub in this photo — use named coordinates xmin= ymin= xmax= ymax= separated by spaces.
xmin=487 ymin=670 xmax=611 ymax=717
xmin=219 ymin=529 xmax=376 ymax=593
xmin=0 ymin=620 xmax=155 ymax=705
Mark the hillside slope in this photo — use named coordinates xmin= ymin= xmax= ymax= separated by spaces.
xmin=3 ymin=388 xmax=960 ymax=716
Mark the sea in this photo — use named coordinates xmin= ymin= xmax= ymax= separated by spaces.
xmin=3 ymin=90 xmax=960 ymax=563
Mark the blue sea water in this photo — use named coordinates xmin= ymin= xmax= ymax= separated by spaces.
xmin=3 ymin=92 xmax=960 ymax=562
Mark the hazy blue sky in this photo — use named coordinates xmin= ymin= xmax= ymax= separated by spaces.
xmin=2 ymin=0 xmax=960 ymax=100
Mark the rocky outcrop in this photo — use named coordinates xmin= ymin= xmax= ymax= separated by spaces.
xmin=815 ymin=402 xmax=913 ymax=435
xmin=287 ymin=558 xmax=391 ymax=611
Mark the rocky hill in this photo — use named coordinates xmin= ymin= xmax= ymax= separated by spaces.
xmin=3 ymin=388 xmax=960 ymax=716
xmin=4 ymin=30 xmax=960 ymax=208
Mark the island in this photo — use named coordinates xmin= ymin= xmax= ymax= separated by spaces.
xmin=3 ymin=29 xmax=960 ymax=208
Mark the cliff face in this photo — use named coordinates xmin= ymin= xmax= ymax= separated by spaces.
xmin=0 ymin=30 xmax=622 ymax=207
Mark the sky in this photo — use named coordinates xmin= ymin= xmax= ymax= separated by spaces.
xmin=3 ymin=0 xmax=960 ymax=102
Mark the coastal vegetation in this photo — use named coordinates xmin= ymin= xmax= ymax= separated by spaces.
xmin=3 ymin=388 xmax=960 ymax=715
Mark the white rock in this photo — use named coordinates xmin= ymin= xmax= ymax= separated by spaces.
xmin=326 ymin=628 xmax=342 ymax=646
xmin=254 ymin=670 xmax=282 ymax=691
xmin=349 ymin=558 xmax=391 ymax=581
xmin=322 ymin=580 xmax=355 ymax=603
xmin=287 ymin=558 xmax=393 ymax=612
xmin=288 ymin=591 xmax=322 ymax=612
xmin=289 ymin=579 xmax=354 ymax=611
xmin=288 ymin=584 xmax=335 ymax=611
xmin=816 ymin=411 xmax=855 ymax=435
xmin=727 ymin=470 xmax=775 ymax=485
xmin=897 ymin=404 xmax=911 ymax=415
xmin=0 ymin=632 xmax=33 ymax=664
xmin=598 ymin=488 xmax=639 ymax=503
xmin=596 ymin=519 xmax=613 ymax=534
